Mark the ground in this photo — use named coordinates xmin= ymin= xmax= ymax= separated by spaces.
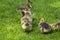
xmin=0 ymin=0 xmax=60 ymax=40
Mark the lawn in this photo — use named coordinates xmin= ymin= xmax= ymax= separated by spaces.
xmin=0 ymin=0 xmax=60 ymax=40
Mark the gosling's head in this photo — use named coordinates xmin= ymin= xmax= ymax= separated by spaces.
xmin=21 ymin=17 xmax=29 ymax=24
xmin=52 ymin=22 xmax=60 ymax=30
xmin=51 ymin=24 xmax=57 ymax=30
xmin=26 ymin=0 xmax=32 ymax=10
xmin=39 ymin=18 xmax=44 ymax=24
xmin=22 ymin=20 xmax=32 ymax=32
xmin=26 ymin=3 xmax=32 ymax=8
xmin=27 ymin=0 xmax=32 ymax=3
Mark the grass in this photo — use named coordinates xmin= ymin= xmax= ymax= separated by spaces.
xmin=0 ymin=0 xmax=60 ymax=40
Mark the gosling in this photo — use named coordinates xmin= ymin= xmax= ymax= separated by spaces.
xmin=21 ymin=16 xmax=32 ymax=32
xmin=16 ymin=0 xmax=32 ymax=12
xmin=51 ymin=22 xmax=60 ymax=30
xmin=38 ymin=18 xmax=52 ymax=33
xmin=16 ymin=7 xmax=33 ymax=17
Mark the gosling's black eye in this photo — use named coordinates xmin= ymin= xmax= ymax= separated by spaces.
xmin=25 ymin=23 xmax=29 ymax=26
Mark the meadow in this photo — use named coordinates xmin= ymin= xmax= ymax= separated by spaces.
xmin=0 ymin=0 xmax=60 ymax=40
